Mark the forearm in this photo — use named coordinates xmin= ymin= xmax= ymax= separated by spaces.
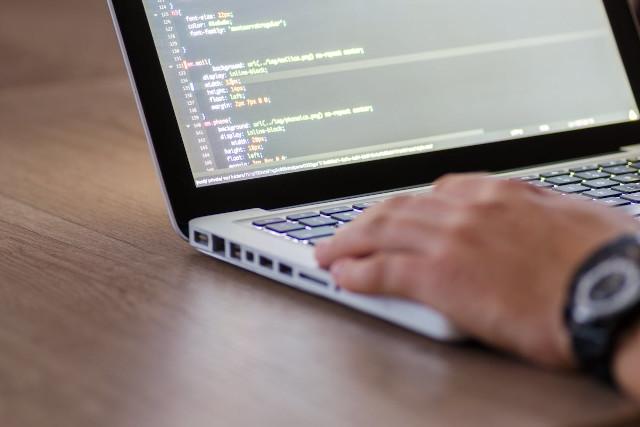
xmin=614 ymin=323 xmax=640 ymax=400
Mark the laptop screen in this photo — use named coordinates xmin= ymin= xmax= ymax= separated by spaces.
xmin=142 ymin=0 xmax=639 ymax=188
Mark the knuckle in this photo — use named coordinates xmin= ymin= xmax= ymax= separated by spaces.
xmin=431 ymin=244 xmax=456 ymax=270
xmin=387 ymin=258 xmax=415 ymax=291
xmin=475 ymin=179 xmax=519 ymax=202
xmin=449 ymin=208 xmax=473 ymax=229
xmin=377 ymin=256 xmax=412 ymax=289
xmin=384 ymin=195 xmax=413 ymax=209
xmin=369 ymin=256 xmax=388 ymax=281
xmin=468 ymin=198 xmax=505 ymax=216
xmin=446 ymin=211 xmax=476 ymax=240
xmin=496 ymin=178 xmax=526 ymax=194
xmin=385 ymin=216 xmax=416 ymax=233
xmin=368 ymin=210 xmax=392 ymax=229
xmin=484 ymin=181 xmax=506 ymax=197
xmin=353 ymin=213 xmax=392 ymax=243
xmin=435 ymin=173 xmax=466 ymax=190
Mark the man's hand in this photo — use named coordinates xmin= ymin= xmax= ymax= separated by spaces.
xmin=315 ymin=174 xmax=639 ymax=369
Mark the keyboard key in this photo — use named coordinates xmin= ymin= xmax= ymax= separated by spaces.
xmin=553 ymin=184 xmax=589 ymax=194
xmin=599 ymin=160 xmax=628 ymax=168
xmin=308 ymin=236 xmax=333 ymax=246
xmin=611 ymin=174 xmax=640 ymax=184
xmin=570 ymin=164 xmax=600 ymax=173
xmin=545 ymin=175 xmax=582 ymax=186
xmin=622 ymin=204 xmax=640 ymax=217
xmin=540 ymin=170 xmax=569 ymax=178
xmin=612 ymin=184 xmax=640 ymax=194
xmin=583 ymin=188 xmax=622 ymax=199
xmin=598 ymin=197 xmax=630 ymax=207
xmin=320 ymin=206 xmax=353 ymax=216
xmin=300 ymin=216 xmax=339 ymax=227
xmin=266 ymin=222 xmax=306 ymax=233
xmin=574 ymin=171 xmax=610 ymax=180
xmin=286 ymin=212 xmax=320 ymax=221
xmin=288 ymin=226 xmax=336 ymax=241
xmin=583 ymin=179 xmax=619 ymax=189
xmin=630 ymin=162 xmax=640 ymax=169
xmin=563 ymin=193 xmax=591 ymax=201
xmin=353 ymin=201 xmax=379 ymax=210
xmin=332 ymin=211 xmax=361 ymax=222
xmin=603 ymin=166 xmax=636 ymax=175
xmin=253 ymin=218 xmax=286 ymax=227
xmin=622 ymin=193 xmax=640 ymax=203
xmin=529 ymin=180 xmax=553 ymax=188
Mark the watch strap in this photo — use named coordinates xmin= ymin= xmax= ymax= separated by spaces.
xmin=565 ymin=234 xmax=640 ymax=386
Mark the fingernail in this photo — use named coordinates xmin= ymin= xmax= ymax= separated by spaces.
xmin=315 ymin=240 xmax=328 ymax=251
xmin=331 ymin=262 xmax=345 ymax=281
xmin=314 ymin=241 xmax=329 ymax=260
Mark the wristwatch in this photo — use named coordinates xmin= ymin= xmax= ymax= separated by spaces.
xmin=565 ymin=234 xmax=640 ymax=386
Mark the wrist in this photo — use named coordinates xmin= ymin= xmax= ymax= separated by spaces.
xmin=613 ymin=322 xmax=640 ymax=398
xmin=553 ymin=313 xmax=577 ymax=369
xmin=564 ymin=234 xmax=640 ymax=385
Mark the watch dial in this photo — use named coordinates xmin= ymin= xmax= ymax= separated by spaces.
xmin=574 ymin=257 xmax=640 ymax=324
xmin=589 ymin=273 xmax=627 ymax=301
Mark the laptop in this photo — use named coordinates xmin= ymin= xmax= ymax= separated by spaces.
xmin=109 ymin=0 xmax=640 ymax=341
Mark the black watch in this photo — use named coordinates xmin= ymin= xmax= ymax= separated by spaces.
xmin=565 ymin=234 xmax=640 ymax=386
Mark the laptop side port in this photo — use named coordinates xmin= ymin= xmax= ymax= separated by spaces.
xmin=299 ymin=273 xmax=329 ymax=287
xmin=212 ymin=235 xmax=226 ymax=256
xmin=279 ymin=264 xmax=293 ymax=276
xmin=193 ymin=231 xmax=210 ymax=248
xmin=259 ymin=256 xmax=274 ymax=270
xmin=245 ymin=251 xmax=255 ymax=262
xmin=230 ymin=243 xmax=242 ymax=260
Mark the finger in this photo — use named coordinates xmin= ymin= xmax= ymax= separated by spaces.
xmin=315 ymin=195 xmax=455 ymax=267
xmin=316 ymin=210 xmax=440 ymax=268
xmin=435 ymin=174 xmax=543 ymax=199
xmin=331 ymin=242 xmax=473 ymax=319
xmin=433 ymin=173 xmax=491 ymax=195
xmin=330 ymin=253 xmax=425 ymax=299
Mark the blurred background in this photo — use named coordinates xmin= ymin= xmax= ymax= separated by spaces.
xmin=0 ymin=0 xmax=187 ymax=257
xmin=2 ymin=1 xmax=123 ymax=88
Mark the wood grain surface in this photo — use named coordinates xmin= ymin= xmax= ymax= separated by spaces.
xmin=1 ymin=2 xmax=639 ymax=426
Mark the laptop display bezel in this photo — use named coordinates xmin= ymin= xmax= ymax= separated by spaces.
xmin=111 ymin=0 xmax=640 ymax=236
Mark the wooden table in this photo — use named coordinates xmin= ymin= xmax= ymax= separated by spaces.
xmin=1 ymin=2 xmax=639 ymax=426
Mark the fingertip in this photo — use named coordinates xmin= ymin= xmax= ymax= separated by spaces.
xmin=314 ymin=240 xmax=332 ymax=266
xmin=332 ymin=259 xmax=365 ymax=293
xmin=315 ymin=239 xmax=329 ymax=250
xmin=330 ymin=259 xmax=347 ymax=283
xmin=331 ymin=258 xmax=372 ymax=294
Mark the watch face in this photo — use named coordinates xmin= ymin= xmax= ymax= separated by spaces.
xmin=573 ymin=257 xmax=640 ymax=324
xmin=589 ymin=273 xmax=627 ymax=301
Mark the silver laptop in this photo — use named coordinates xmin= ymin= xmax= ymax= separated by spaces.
xmin=109 ymin=0 xmax=640 ymax=340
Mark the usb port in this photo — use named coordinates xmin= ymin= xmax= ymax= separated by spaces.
xmin=212 ymin=235 xmax=226 ymax=255
xmin=279 ymin=264 xmax=293 ymax=276
xmin=193 ymin=231 xmax=209 ymax=247
xmin=259 ymin=256 xmax=274 ymax=269
xmin=230 ymin=243 xmax=242 ymax=260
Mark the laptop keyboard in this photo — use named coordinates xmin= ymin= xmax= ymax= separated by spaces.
xmin=517 ymin=157 xmax=640 ymax=216
xmin=252 ymin=201 xmax=379 ymax=245
xmin=252 ymin=156 xmax=640 ymax=245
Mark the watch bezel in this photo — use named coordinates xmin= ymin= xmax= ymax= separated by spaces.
xmin=573 ymin=257 xmax=640 ymax=324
